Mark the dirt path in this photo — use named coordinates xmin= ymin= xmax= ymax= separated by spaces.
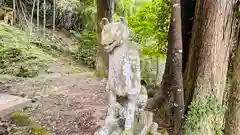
xmin=0 ymin=55 xmax=108 ymax=135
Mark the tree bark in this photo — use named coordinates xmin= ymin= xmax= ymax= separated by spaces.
xmin=43 ymin=0 xmax=46 ymax=37
xmin=53 ymin=0 xmax=56 ymax=36
xmin=224 ymin=1 xmax=240 ymax=134
xmin=13 ymin=0 xmax=16 ymax=25
xmin=146 ymin=17 xmax=173 ymax=129
xmin=170 ymin=0 xmax=184 ymax=134
xmin=183 ymin=0 xmax=236 ymax=134
xmin=147 ymin=0 xmax=196 ymax=109
xmin=95 ymin=0 xmax=114 ymax=78
xmin=37 ymin=0 xmax=39 ymax=29
xmin=146 ymin=1 xmax=185 ymax=131
xmin=146 ymin=20 xmax=173 ymax=110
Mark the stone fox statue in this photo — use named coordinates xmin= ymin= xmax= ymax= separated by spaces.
xmin=95 ymin=17 xmax=150 ymax=135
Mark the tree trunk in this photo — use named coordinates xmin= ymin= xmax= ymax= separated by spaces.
xmin=224 ymin=1 xmax=240 ymax=134
xmin=155 ymin=58 xmax=165 ymax=86
xmin=37 ymin=0 xmax=39 ymax=29
xmin=146 ymin=17 xmax=173 ymax=129
xmin=146 ymin=20 xmax=173 ymax=110
xmin=147 ymin=0 xmax=196 ymax=109
xmin=43 ymin=0 xmax=46 ymax=37
xmin=53 ymin=0 xmax=56 ymax=36
xmin=95 ymin=0 xmax=114 ymax=78
xmin=146 ymin=2 xmax=185 ymax=130
xmin=13 ymin=0 xmax=16 ymax=25
xmin=170 ymin=0 xmax=184 ymax=134
xmin=183 ymin=0 xmax=236 ymax=134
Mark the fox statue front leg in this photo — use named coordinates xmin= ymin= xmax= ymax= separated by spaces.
xmin=121 ymin=52 xmax=141 ymax=135
xmin=97 ymin=90 xmax=119 ymax=135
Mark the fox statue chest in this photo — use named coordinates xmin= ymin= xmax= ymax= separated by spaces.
xmin=108 ymin=42 xmax=139 ymax=97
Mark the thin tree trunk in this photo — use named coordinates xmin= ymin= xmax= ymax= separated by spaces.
xmin=95 ymin=0 xmax=114 ymax=78
xmin=12 ymin=0 xmax=16 ymax=26
xmin=224 ymin=1 xmax=240 ymax=134
xmin=146 ymin=8 xmax=175 ymax=130
xmin=19 ymin=0 xmax=28 ymax=25
xmin=147 ymin=0 xmax=196 ymax=110
xmin=30 ymin=0 xmax=36 ymax=30
xmin=155 ymin=58 xmax=165 ymax=86
xmin=170 ymin=0 xmax=184 ymax=134
xmin=43 ymin=0 xmax=46 ymax=37
xmin=146 ymin=22 xmax=173 ymax=110
xmin=37 ymin=0 xmax=39 ymax=30
xmin=53 ymin=0 xmax=56 ymax=36
xmin=183 ymin=0 xmax=236 ymax=134
xmin=108 ymin=0 xmax=114 ymax=22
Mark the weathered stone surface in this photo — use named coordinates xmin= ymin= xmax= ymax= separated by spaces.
xmin=95 ymin=17 xmax=159 ymax=135
xmin=0 ymin=94 xmax=31 ymax=117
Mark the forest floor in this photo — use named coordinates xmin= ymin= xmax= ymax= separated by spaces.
xmin=0 ymin=27 xmax=108 ymax=135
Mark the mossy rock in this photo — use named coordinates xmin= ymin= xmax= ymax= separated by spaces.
xmin=10 ymin=111 xmax=53 ymax=135
xmin=157 ymin=129 xmax=169 ymax=135
xmin=11 ymin=112 xmax=34 ymax=126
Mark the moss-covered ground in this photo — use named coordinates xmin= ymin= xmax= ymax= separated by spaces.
xmin=0 ymin=24 xmax=55 ymax=78
xmin=0 ymin=24 xmax=106 ymax=135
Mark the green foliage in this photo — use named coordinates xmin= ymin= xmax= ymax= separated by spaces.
xmin=115 ymin=0 xmax=137 ymax=17
xmin=127 ymin=0 xmax=171 ymax=59
xmin=77 ymin=1 xmax=97 ymax=31
xmin=71 ymin=0 xmax=170 ymax=72
xmin=0 ymin=24 xmax=54 ymax=77
xmin=71 ymin=30 xmax=97 ymax=68
xmin=154 ymin=0 xmax=171 ymax=54
xmin=115 ymin=0 xmax=153 ymax=17
xmin=184 ymin=96 xmax=226 ymax=135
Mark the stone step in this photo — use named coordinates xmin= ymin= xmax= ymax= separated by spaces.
xmin=0 ymin=94 xmax=31 ymax=117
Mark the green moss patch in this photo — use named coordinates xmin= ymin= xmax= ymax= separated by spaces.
xmin=11 ymin=111 xmax=53 ymax=135
xmin=184 ymin=96 xmax=226 ymax=135
xmin=0 ymin=24 xmax=55 ymax=77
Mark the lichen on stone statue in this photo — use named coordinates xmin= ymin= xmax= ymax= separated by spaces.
xmin=94 ymin=17 xmax=159 ymax=135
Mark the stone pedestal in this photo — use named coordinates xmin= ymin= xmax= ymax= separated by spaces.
xmin=0 ymin=94 xmax=31 ymax=117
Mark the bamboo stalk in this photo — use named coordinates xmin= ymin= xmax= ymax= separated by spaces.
xmin=12 ymin=0 xmax=16 ymax=25
xmin=37 ymin=0 xmax=39 ymax=30
xmin=53 ymin=0 xmax=56 ymax=36
xmin=43 ymin=0 xmax=46 ymax=37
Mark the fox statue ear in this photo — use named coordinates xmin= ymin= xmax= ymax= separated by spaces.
xmin=119 ymin=16 xmax=128 ymax=25
xmin=100 ymin=17 xmax=109 ymax=28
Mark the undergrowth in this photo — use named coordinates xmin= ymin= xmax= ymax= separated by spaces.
xmin=0 ymin=24 xmax=55 ymax=77
xmin=184 ymin=96 xmax=226 ymax=135
xmin=71 ymin=30 xmax=97 ymax=68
